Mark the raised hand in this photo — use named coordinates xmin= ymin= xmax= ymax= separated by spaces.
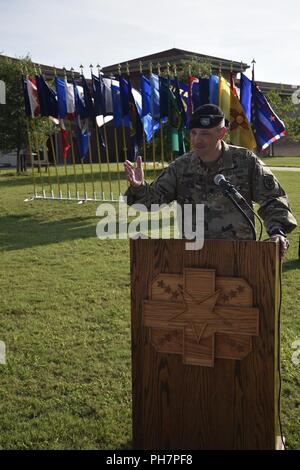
xmin=124 ymin=156 xmax=144 ymax=187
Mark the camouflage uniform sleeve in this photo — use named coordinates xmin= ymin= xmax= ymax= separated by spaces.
xmin=249 ymin=154 xmax=297 ymax=235
xmin=124 ymin=162 xmax=177 ymax=209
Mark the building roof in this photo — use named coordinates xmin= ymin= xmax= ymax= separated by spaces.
xmin=102 ymin=47 xmax=249 ymax=75
xmin=0 ymin=54 xmax=81 ymax=80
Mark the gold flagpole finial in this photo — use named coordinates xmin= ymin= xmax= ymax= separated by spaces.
xmin=157 ymin=62 xmax=161 ymax=76
xmin=139 ymin=60 xmax=143 ymax=74
xmin=80 ymin=64 xmax=84 ymax=76
xmin=70 ymin=67 xmax=75 ymax=79
xmin=118 ymin=64 xmax=121 ymax=76
xmin=89 ymin=64 xmax=93 ymax=76
xmin=38 ymin=64 xmax=42 ymax=75
xmin=126 ymin=62 xmax=130 ymax=76
xmin=230 ymin=60 xmax=233 ymax=73
xmin=219 ymin=61 xmax=222 ymax=77
xmin=166 ymin=62 xmax=170 ymax=76
xmin=53 ymin=66 xmax=57 ymax=77
xmin=96 ymin=63 xmax=101 ymax=77
xmin=149 ymin=61 xmax=153 ymax=74
xmin=188 ymin=64 xmax=192 ymax=77
xmin=173 ymin=63 xmax=177 ymax=77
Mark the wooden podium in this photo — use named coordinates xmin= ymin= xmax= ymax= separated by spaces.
xmin=130 ymin=239 xmax=281 ymax=450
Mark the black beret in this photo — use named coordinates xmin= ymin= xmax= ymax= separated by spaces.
xmin=189 ymin=104 xmax=225 ymax=129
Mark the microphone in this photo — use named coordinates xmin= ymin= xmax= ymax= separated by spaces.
xmin=214 ymin=174 xmax=245 ymax=201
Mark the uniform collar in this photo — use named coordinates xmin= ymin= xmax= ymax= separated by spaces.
xmin=191 ymin=141 xmax=233 ymax=173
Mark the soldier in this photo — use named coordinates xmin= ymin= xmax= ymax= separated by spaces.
xmin=124 ymin=104 xmax=297 ymax=258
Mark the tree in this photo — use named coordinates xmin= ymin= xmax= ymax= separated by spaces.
xmin=0 ymin=55 xmax=55 ymax=174
xmin=266 ymin=89 xmax=300 ymax=144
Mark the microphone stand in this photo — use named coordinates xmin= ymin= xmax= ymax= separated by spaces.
xmin=221 ymin=189 xmax=257 ymax=241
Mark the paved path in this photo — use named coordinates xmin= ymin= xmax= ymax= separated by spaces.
xmin=269 ymin=166 xmax=300 ymax=171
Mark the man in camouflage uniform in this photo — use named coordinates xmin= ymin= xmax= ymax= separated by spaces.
xmin=124 ymin=104 xmax=297 ymax=258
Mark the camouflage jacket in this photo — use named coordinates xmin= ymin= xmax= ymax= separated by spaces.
xmin=125 ymin=142 xmax=298 ymax=240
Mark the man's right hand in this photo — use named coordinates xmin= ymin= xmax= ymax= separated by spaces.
xmin=124 ymin=156 xmax=144 ymax=187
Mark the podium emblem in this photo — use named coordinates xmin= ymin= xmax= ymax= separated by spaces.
xmin=143 ymin=268 xmax=259 ymax=367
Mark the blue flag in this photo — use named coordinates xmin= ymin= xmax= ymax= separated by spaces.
xmin=149 ymin=73 xmax=160 ymax=123
xmin=81 ymin=75 xmax=94 ymax=119
xmin=77 ymin=122 xmax=90 ymax=159
xmin=119 ymin=76 xmax=145 ymax=157
xmin=119 ymin=76 xmax=131 ymax=118
xmin=140 ymin=75 xmax=151 ymax=117
xmin=55 ymin=77 xmax=67 ymax=119
xmin=73 ymin=80 xmax=87 ymax=120
xmin=191 ymin=81 xmax=201 ymax=111
xmin=36 ymin=74 xmax=58 ymax=118
xmin=240 ymin=73 xmax=252 ymax=122
xmin=209 ymin=75 xmax=219 ymax=105
xmin=159 ymin=76 xmax=169 ymax=119
xmin=92 ymin=74 xmax=106 ymax=117
xmin=21 ymin=75 xmax=31 ymax=117
xmin=252 ymin=83 xmax=286 ymax=150
xmin=199 ymin=78 xmax=210 ymax=105
xmin=111 ymin=82 xmax=130 ymax=128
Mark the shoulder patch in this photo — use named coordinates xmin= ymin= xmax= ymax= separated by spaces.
xmin=263 ymin=174 xmax=275 ymax=190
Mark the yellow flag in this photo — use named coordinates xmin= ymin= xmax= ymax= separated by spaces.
xmin=230 ymin=88 xmax=257 ymax=150
xmin=219 ymin=76 xmax=231 ymax=121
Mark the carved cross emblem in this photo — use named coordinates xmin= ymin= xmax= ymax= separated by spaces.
xmin=143 ymin=268 xmax=259 ymax=367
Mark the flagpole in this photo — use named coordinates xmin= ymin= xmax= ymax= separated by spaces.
xmin=93 ymin=64 xmax=104 ymax=198
xmin=22 ymin=66 xmax=37 ymax=196
xmin=110 ymin=72 xmax=121 ymax=196
xmin=37 ymin=64 xmax=55 ymax=197
xmin=140 ymin=60 xmax=147 ymax=179
xmin=150 ymin=61 xmax=157 ymax=177
xmin=70 ymin=67 xmax=87 ymax=198
xmin=251 ymin=59 xmax=257 ymax=144
xmin=61 ymin=66 xmax=72 ymax=197
xmin=157 ymin=62 xmax=165 ymax=170
xmin=188 ymin=64 xmax=192 ymax=152
xmin=27 ymin=65 xmax=44 ymax=195
xmin=81 ymin=65 xmax=96 ymax=199
xmin=53 ymin=66 xmax=73 ymax=198
xmin=26 ymin=118 xmax=37 ymax=196
xmin=32 ymin=120 xmax=45 ymax=196
xmin=60 ymin=68 xmax=79 ymax=199
xmin=49 ymin=133 xmax=62 ymax=197
xmin=119 ymin=64 xmax=128 ymax=168
xmin=98 ymin=65 xmax=113 ymax=199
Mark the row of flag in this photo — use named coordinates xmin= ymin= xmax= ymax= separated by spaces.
xmin=22 ymin=69 xmax=286 ymax=161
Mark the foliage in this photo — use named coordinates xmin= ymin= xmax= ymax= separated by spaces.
xmin=266 ymin=89 xmax=300 ymax=143
xmin=0 ymin=56 xmax=55 ymax=173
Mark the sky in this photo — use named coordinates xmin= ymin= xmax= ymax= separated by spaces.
xmin=0 ymin=0 xmax=300 ymax=85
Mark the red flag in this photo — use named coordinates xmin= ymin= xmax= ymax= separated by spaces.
xmin=26 ymin=76 xmax=40 ymax=117
xmin=60 ymin=120 xmax=71 ymax=159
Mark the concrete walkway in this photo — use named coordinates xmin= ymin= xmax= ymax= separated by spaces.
xmin=269 ymin=166 xmax=300 ymax=171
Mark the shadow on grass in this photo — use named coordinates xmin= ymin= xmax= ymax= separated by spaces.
xmin=0 ymin=167 xmax=158 ymax=188
xmin=0 ymin=213 xmax=97 ymax=251
xmin=0 ymin=212 xmax=177 ymax=251
xmin=283 ymin=259 xmax=300 ymax=272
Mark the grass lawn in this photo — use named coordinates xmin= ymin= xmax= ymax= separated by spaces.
xmin=261 ymin=156 xmax=300 ymax=167
xmin=0 ymin=165 xmax=299 ymax=450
